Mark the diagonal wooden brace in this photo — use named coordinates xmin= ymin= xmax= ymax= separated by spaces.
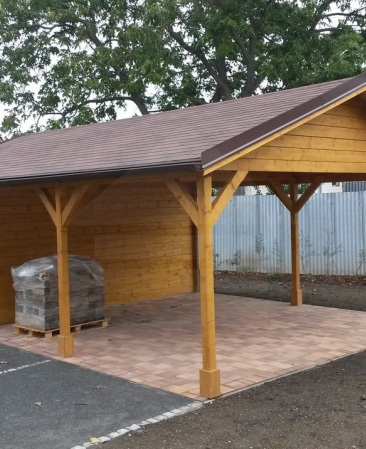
xmin=211 ymin=170 xmax=248 ymax=225
xmin=61 ymin=185 xmax=91 ymax=226
xmin=37 ymin=188 xmax=57 ymax=226
xmin=267 ymin=180 xmax=293 ymax=211
xmin=165 ymin=179 xmax=198 ymax=227
xmin=294 ymin=176 xmax=323 ymax=213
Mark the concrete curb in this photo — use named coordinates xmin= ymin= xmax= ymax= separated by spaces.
xmin=70 ymin=401 xmax=203 ymax=448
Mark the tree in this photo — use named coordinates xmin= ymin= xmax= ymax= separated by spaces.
xmin=0 ymin=0 xmax=365 ymax=140
xmin=146 ymin=0 xmax=366 ymax=106
xmin=0 ymin=0 xmax=170 ymax=137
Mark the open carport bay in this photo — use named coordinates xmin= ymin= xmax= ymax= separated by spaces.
xmin=0 ymin=344 xmax=193 ymax=449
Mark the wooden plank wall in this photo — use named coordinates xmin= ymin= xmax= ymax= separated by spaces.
xmin=69 ymin=181 xmax=197 ymax=306
xmin=0 ymin=187 xmax=56 ymax=324
xmin=240 ymin=97 xmax=366 ymax=172
xmin=0 ymin=181 xmax=196 ymax=325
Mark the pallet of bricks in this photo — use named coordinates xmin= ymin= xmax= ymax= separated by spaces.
xmin=12 ymin=255 xmax=108 ymax=338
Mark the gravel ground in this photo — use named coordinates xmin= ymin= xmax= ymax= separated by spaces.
xmin=103 ymin=350 xmax=366 ymax=449
xmin=215 ymin=271 xmax=366 ymax=310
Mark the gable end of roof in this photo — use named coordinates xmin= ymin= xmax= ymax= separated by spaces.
xmin=201 ymin=72 xmax=366 ymax=170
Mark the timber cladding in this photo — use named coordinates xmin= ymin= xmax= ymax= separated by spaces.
xmin=0 ymin=181 xmax=197 ymax=325
xmin=0 ymin=187 xmax=56 ymax=324
xmin=236 ymin=97 xmax=366 ymax=173
xmin=69 ymin=181 xmax=197 ymax=306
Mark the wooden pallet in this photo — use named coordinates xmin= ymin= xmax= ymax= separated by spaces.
xmin=14 ymin=318 xmax=110 ymax=340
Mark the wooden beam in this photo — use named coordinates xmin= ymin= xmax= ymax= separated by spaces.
xmin=197 ymin=175 xmax=221 ymax=398
xmin=213 ymin=171 xmax=366 ymax=185
xmin=221 ymin=158 xmax=366 ymax=173
xmin=211 ymin=171 xmax=248 ymax=225
xmin=165 ymin=179 xmax=198 ymax=227
xmin=55 ymin=187 xmax=74 ymax=357
xmin=294 ymin=177 xmax=323 ymax=213
xmin=37 ymin=188 xmax=57 ymax=226
xmin=290 ymin=182 xmax=302 ymax=306
xmin=267 ymin=180 xmax=293 ymax=211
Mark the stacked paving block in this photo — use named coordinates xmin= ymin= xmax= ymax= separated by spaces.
xmin=12 ymin=255 xmax=105 ymax=331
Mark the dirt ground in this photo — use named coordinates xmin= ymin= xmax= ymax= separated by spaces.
xmin=215 ymin=271 xmax=366 ymax=311
xmin=104 ymin=349 xmax=366 ymax=449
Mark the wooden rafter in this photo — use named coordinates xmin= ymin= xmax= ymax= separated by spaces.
xmin=165 ymin=179 xmax=198 ymax=227
xmin=211 ymin=170 xmax=248 ymax=225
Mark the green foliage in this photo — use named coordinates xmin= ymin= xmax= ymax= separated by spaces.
xmin=0 ymin=0 xmax=365 ymax=139
xmin=0 ymin=0 xmax=170 ymax=138
xmin=266 ymin=183 xmax=310 ymax=195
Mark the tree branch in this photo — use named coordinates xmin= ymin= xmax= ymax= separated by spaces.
xmin=62 ymin=95 xmax=149 ymax=117
xmin=213 ymin=0 xmax=251 ymax=65
xmin=130 ymin=95 xmax=150 ymax=115
xmin=167 ymin=25 xmax=233 ymax=100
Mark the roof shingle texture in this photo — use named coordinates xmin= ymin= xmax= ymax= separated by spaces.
xmin=0 ymin=77 xmax=357 ymax=182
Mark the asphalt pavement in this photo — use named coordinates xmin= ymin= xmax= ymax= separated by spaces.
xmin=0 ymin=343 xmax=193 ymax=449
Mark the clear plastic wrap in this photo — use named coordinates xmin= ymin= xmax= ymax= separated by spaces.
xmin=12 ymin=255 xmax=105 ymax=330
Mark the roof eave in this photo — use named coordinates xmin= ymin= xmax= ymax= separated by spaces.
xmin=0 ymin=161 xmax=203 ymax=187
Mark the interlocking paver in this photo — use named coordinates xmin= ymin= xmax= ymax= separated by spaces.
xmin=1 ymin=293 xmax=366 ymax=399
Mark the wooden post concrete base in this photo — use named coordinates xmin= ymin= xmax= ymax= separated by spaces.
xmin=291 ymin=289 xmax=303 ymax=306
xmin=200 ymin=368 xmax=221 ymax=398
xmin=58 ymin=334 xmax=74 ymax=358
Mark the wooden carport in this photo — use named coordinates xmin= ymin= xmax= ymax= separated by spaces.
xmin=0 ymin=73 xmax=365 ymax=399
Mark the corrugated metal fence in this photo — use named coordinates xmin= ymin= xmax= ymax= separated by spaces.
xmin=343 ymin=181 xmax=366 ymax=192
xmin=213 ymin=191 xmax=366 ymax=275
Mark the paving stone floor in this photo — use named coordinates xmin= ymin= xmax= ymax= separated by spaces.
xmin=1 ymin=293 xmax=366 ymax=400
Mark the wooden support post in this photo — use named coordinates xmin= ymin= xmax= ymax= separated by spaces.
xmin=55 ymin=187 xmax=74 ymax=357
xmin=168 ymin=173 xmax=249 ymax=397
xmin=269 ymin=178 xmax=324 ymax=306
xmin=197 ymin=175 xmax=221 ymax=398
xmin=290 ymin=182 xmax=302 ymax=306
xmin=37 ymin=182 xmax=98 ymax=357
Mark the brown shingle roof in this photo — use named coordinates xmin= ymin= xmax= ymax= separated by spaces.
xmin=0 ymin=73 xmax=365 ymax=184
